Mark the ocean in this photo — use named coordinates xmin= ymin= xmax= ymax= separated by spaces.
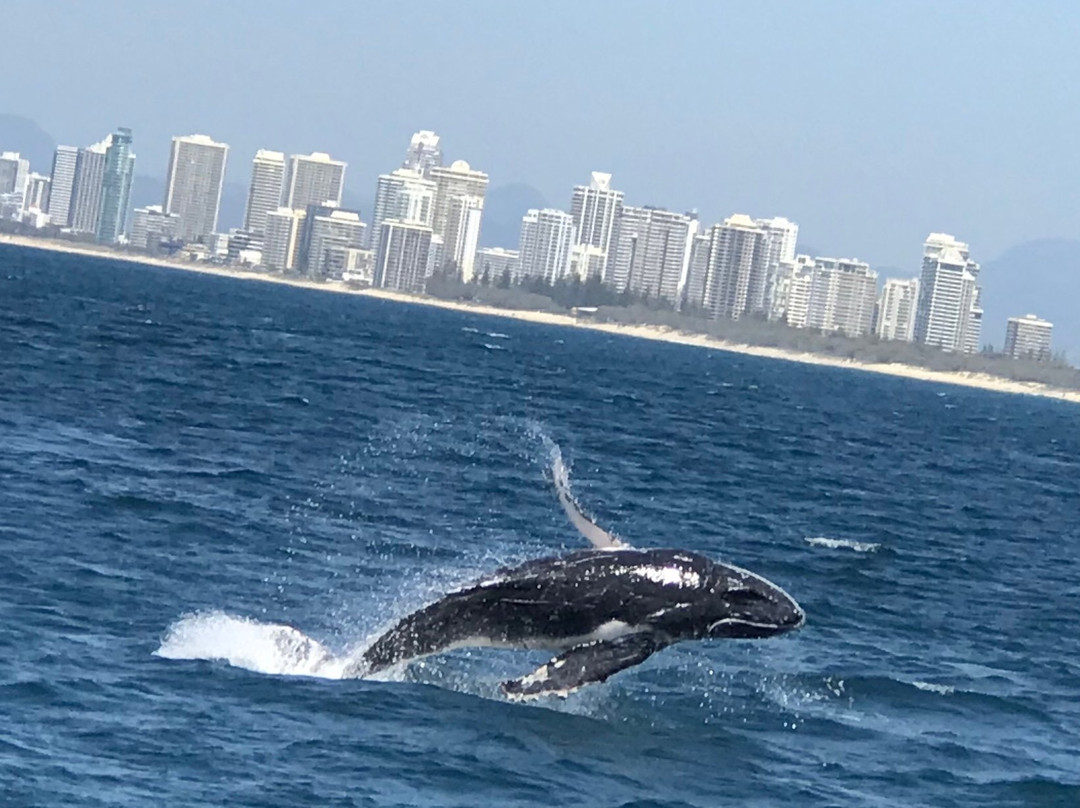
xmin=1 ymin=243 xmax=1078 ymax=807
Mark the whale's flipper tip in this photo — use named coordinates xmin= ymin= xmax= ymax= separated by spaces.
xmin=549 ymin=454 xmax=627 ymax=550
xmin=501 ymin=634 xmax=662 ymax=701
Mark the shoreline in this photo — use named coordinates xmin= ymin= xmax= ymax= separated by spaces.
xmin=4 ymin=232 xmax=1079 ymax=404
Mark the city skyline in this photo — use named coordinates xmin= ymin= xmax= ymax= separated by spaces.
xmin=0 ymin=122 xmax=1058 ymax=361
xmin=6 ymin=2 xmax=1080 ymax=273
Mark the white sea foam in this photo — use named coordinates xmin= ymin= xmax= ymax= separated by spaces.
xmin=485 ymin=332 xmax=510 ymax=339
xmin=912 ymin=680 xmax=955 ymax=695
xmin=155 ymin=611 xmax=357 ymax=679
xmin=804 ymin=536 xmax=881 ymax=553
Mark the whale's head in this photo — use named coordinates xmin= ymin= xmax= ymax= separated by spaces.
xmin=702 ymin=563 xmax=805 ymax=639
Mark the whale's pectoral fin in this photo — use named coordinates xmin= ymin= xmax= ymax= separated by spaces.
xmin=501 ymin=634 xmax=664 ymax=700
xmin=550 ymin=454 xmax=627 ymax=549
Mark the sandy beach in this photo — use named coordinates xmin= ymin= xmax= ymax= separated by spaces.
xmin=4 ymin=232 xmax=1079 ymax=405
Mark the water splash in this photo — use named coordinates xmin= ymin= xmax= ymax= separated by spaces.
xmin=804 ymin=536 xmax=881 ymax=553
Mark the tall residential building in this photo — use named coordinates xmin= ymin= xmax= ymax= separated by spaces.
xmin=22 ymin=174 xmax=50 ymax=214
xmin=296 ymin=205 xmax=366 ymax=278
xmin=474 ymin=247 xmax=519 ymax=283
xmin=130 ymin=205 xmax=179 ymax=251
xmin=701 ymin=214 xmax=767 ymax=320
xmin=517 ymin=208 xmax=576 ymax=284
xmin=0 ymin=152 xmax=29 ymax=196
xmin=608 ymin=206 xmax=696 ymax=304
xmin=429 ymin=159 xmax=488 ymax=242
xmin=755 ymin=216 xmax=799 ymax=317
xmin=681 ymin=231 xmax=714 ymax=310
xmin=263 ymin=207 xmax=306 ymax=272
xmin=375 ymin=219 xmax=433 ymax=293
xmin=570 ymin=172 xmax=623 ymax=280
xmin=444 ymin=194 xmax=484 ymax=280
xmin=284 ymin=152 xmax=346 ymax=211
xmin=243 ymin=150 xmax=286 ymax=234
xmin=402 ymin=130 xmax=443 ymax=176
xmin=370 ymin=167 xmax=436 ymax=248
xmin=782 ymin=257 xmax=816 ymax=328
xmin=164 ymin=134 xmax=229 ymax=243
xmin=96 ymin=128 xmax=135 ymax=244
xmin=875 ymin=277 xmax=920 ymax=341
xmin=69 ymin=139 xmax=109 ymax=234
xmin=806 ymin=258 xmax=878 ymax=337
xmin=47 ymin=145 xmax=79 ymax=227
xmin=1004 ymin=314 xmax=1053 ymax=361
xmin=914 ymin=233 xmax=982 ymax=353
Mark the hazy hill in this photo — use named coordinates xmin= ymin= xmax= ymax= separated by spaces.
xmin=980 ymin=239 xmax=1080 ymax=361
xmin=0 ymin=114 xmax=56 ymax=173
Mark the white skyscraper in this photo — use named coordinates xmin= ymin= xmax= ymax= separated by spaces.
xmin=263 ymin=207 xmax=306 ymax=272
xmin=755 ymin=216 xmax=799 ymax=316
xmin=285 ymin=152 xmax=346 ymax=212
xmin=69 ymin=139 xmax=109 ymax=234
xmin=1004 ymin=314 xmax=1053 ymax=361
xmin=402 ymin=130 xmax=443 ymax=176
xmin=444 ymin=194 xmax=484 ymax=280
xmin=517 ymin=209 xmax=576 ymax=284
xmin=429 ymin=160 xmax=489 ymax=243
xmin=47 ymin=145 xmax=79 ymax=227
xmin=782 ymin=258 xmax=816 ymax=328
xmin=805 ymin=258 xmax=878 ymax=337
xmin=164 ymin=134 xmax=229 ymax=243
xmin=376 ymin=220 xmax=433 ymax=293
xmin=608 ymin=206 xmax=696 ymax=304
xmin=914 ymin=233 xmax=982 ymax=353
xmin=0 ymin=152 xmax=29 ymax=197
xmin=681 ymin=231 xmax=714 ymax=310
xmin=370 ymin=168 xmax=436 ymax=248
xmin=701 ymin=214 xmax=767 ymax=320
xmin=875 ymin=277 xmax=920 ymax=341
xmin=243 ymin=150 xmax=285 ymax=234
xmin=570 ymin=172 xmax=623 ymax=279
xmin=22 ymin=174 xmax=50 ymax=215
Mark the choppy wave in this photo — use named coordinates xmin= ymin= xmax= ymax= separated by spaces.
xmin=804 ymin=536 xmax=881 ymax=553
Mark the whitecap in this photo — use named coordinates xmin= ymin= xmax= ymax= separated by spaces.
xmin=912 ymin=681 xmax=955 ymax=695
xmin=485 ymin=332 xmax=510 ymax=340
xmin=804 ymin=536 xmax=881 ymax=553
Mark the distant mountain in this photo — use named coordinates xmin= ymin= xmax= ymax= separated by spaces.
xmin=0 ymin=114 xmax=56 ymax=173
xmin=980 ymin=239 xmax=1080 ymax=361
xmin=481 ymin=183 xmax=549 ymax=248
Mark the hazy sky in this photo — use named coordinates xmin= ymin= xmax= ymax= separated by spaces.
xmin=4 ymin=1 xmax=1079 ymax=268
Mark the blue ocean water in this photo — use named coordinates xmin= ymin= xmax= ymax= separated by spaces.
xmin=1 ymin=243 xmax=1078 ymax=807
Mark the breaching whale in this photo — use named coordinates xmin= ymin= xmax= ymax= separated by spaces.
xmin=358 ymin=457 xmax=805 ymax=699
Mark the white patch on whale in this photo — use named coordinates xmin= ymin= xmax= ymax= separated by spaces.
xmin=632 ymin=565 xmax=701 ymax=588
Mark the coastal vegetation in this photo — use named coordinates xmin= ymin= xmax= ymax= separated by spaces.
xmin=427 ymin=270 xmax=1080 ymax=391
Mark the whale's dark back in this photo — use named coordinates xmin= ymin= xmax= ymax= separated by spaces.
xmin=362 ymin=549 xmax=724 ymax=671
